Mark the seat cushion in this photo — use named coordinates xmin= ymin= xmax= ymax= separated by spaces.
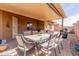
xmin=18 ymin=43 xmax=34 ymax=51
xmin=25 ymin=43 xmax=34 ymax=49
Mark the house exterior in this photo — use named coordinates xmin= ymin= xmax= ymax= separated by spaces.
xmin=73 ymin=21 xmax=79 ymax=38
xmin=0 ymin=3 xmax=65 ymax=40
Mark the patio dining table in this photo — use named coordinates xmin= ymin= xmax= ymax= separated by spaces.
xmin=23 ymin=34 xmax=50 ymax=55
xmin=24 ymin=34 xmax=50 ymax=43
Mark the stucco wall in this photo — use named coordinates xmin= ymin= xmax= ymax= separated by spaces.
xmin=0 ymin=10 xmax=44 ymax=40
xmin=18 ymin=15 xmax=44 ymax=33
xmin=2 ymin=11 xmax=13 ymax=39
xmin=76 ymin=22 xmax=79 ymax=38
xmin=0 ymin=10 xmax=3 ymax=39
xmin=73 ymin=22 xmax=79 ymax=38
xmin=73 ymin=24 xmax=76 ymax=35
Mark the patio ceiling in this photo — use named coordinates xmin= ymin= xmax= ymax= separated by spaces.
xmin=0 ymin=3 xmax=65 ymax=21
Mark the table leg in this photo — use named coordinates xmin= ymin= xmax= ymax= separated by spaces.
xmin=24 ymin=50 xmax=26 ymax=56
xmin=61 ymin=42 xmax=63 ymax=50
xmin=58 ymin=45 xmax=61 ymax=53
xmin=53 ymin=48 xmax=57 ymax=56
xmin=35 ymin=43 xmax=39 ymax=56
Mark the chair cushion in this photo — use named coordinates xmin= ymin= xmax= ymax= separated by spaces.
xmin=40 ymin=41 xmax=48 ymax=47
xmin=18 ymin=43 xmax=34 ymax=51
xmin=25 ymin=43 xmax=34 ymax=49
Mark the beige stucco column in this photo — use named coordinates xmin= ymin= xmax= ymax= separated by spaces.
xmin=75 ymin=23 xmax=77 ymax=37
xmin=76 ymin=22 xmax=79 ymax=38
xmin=44 ymin=21 xmax=54 ymax=32
xmin=44 ymin=21 xmax=48 ymax=30
xmin=51 ymin=25 xmax=54 ymax=32
xmin=12 ymin=16 xmax=18 ymax=38
xmin=0 ymin=11 xmax=3 ymax=39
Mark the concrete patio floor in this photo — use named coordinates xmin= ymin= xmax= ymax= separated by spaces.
xmin=0 ymin=33 xmax=79 ymax=56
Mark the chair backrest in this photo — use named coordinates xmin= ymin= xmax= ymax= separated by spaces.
xmin=46 ymin=34 xmax=52 ymax=48
xmin=16 ymin=34 xmax=24 ymax=47
xmin=52 ymin=34 xmax=61 ymax=44
xmin=47 ymin=34 xmax=57 ymax=45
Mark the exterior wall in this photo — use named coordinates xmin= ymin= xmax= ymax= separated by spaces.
xmin=75 ymin=23 xmax=78 ymax=37
xmin=44 ymin=22 xmax=60 ymax=32
xmin=37 ymin=21 xmax=44 ymax=30
xmin=73 ymin=22 xmax=79 ymax=38
xmin=0 ymin=10 xmax=3 ymax=39
xmin=73 ymin=24 xmax=76 ymax=35
xmin=0 ymin=10 xmax=44 ymax=40
xmin=44 ymin=21 xmax=48 ymax=30
xmin=76 ymin=22 xmax=79 ymax=38
xmin=44 ymin=22 xmax=53 ymax=31
xmin=74 ymin=24 xmax=77 ymax=36
xmin=2 ymin=11 xmax=13 ymax=39
xmin=18 ymin=16 xmax=44 ymax=33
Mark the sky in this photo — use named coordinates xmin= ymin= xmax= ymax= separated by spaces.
xmin=55 ymin=3 xmax=79 ymax=26
xmin=61 ymin=3 xmax=79 ymax=17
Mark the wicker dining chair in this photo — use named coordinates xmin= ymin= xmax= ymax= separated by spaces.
xmin=40 ymin=33 xmax=61 ymax=56
xmin=48 ymin=33 xmax=63 ymax=56
xmin=39 ymin=34 xmax=52 ymax=55
xmin=16 ymin=34 xmax=34 ymax=56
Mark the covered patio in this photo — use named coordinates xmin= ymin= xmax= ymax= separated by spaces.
xmin=0 ymin=3 xmax=66 ymax=56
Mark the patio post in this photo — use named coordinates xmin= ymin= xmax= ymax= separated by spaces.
xmin=61 ymin=18 xmax=64 ymax=29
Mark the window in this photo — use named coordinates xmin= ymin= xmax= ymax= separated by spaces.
xmin=27 ymin=22 xmax=33 ymax=30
